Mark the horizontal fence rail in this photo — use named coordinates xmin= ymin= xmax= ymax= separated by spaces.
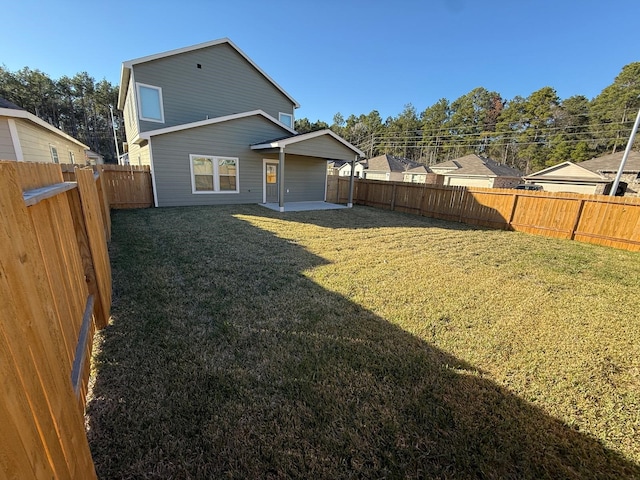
xmin=327 ymin=177 xmax=640 ymax=252
xmin=1 ymin=161 xmax=113 ymax=478
xmin=62 ymin=164 xmax=153 ymax=209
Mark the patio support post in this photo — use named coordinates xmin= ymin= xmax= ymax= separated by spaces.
xmin=279 ymin=147 xmax=285 ymax=212
xmin=347 ymin=155 xmax=357 ymax=208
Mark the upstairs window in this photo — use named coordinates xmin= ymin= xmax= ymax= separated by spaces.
xmin=136 ymin=83 xmax=164 ymax=123
xmin=279 ymin=112 xmax=293 ymax=128
xmin=190 ymin=155 xmax=239 ymax=194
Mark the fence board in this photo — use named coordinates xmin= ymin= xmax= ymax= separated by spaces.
xmin=0 ymin=162 xmax=97 ymax=479
xmin=76 ymin=168 xmax=112 ymax=329
xmin=327 ymin=176 xmax=640 ymax=251
xmin=99 ymin=165 xmax=153 ymax=209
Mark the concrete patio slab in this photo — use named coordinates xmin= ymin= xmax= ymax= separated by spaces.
xmin=259 ymin=201 xmax=348 ymax=212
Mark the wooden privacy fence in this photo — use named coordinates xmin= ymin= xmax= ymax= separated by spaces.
xmin=62 ymin=164 xmax=153 ymax=209
xmin=1 ymin=161 xmax=112 ymax=479
xmin=327 ymin=177 xmax=640 ymax=252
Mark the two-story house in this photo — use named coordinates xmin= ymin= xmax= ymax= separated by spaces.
xmin=117 ymin=38 xmax=363 ymax=210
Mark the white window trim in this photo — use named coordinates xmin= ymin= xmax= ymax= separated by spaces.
xmin=279 ymin=112 xmax=293 ymax=128
xmin=189 ymin=154 xmax=240 ymax=194
xmin=69 ymin=151 xmax=75 ymax=164
xmin=136 ymin=82 xmax=165 ymax=123
xmin=50 ymin=145 xmax=59 ymax=164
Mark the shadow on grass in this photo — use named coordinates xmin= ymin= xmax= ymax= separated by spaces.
xmin=87 ymin=205 xmax=639 ymax=479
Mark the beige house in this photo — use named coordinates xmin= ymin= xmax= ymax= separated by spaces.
xmin=0 ymin=97 xmax=89 ymax=164
xmin=429 ymin=154 xmax=523 ymax=188
xmin=577 ymin=151 xmax=640 ymax=196
xmin=361 ymin=154 xmax=430 ymax=183
xmin=524 ymin=161 xmax=610 ymax=194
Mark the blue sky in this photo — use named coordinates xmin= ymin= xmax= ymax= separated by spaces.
xmin=2 ymin=0 xmax=638 ymax=123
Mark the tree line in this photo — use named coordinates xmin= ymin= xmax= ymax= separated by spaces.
xmin=296 ymin=62 xmax=640 ymax=173
xmin=1 ymin=62 xmax=638 ymax=172
xmin=0 ymin=67 xmax=123 ymax=163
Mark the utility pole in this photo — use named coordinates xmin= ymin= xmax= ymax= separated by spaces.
xmin=609 ymin=104 xmax=640 ymax=197
xmin=109 ymin=105 xmax=121 ymax=164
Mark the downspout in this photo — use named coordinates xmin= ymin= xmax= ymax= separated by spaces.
xmin=279 ymin=147 xmax=285 ymax=212
xmin=347 ymin=155 xmax=357 ymax=208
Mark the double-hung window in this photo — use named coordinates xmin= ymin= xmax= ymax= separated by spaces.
xmin=50 ymin=145 xmax=59 ymax=163
xmin=136 ymin=83 xmax=164 ymax=123
xmin=190 ymin=155 xmax=239 ymax=194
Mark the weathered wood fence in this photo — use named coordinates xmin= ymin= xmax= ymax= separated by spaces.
xmin=62 ymin=164 xmax=153 ymax=209
xmin=327 ymin=177 xmax=640 ymax=251
xmin=1 ymin=161 xmax=113 ymax=479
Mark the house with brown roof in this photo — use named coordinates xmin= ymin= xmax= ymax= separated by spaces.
xmin=523 ymin=151 xmax=640 ymax=196
xmin=0 ymin=97 xmax=89 ymax=164
xmin=429 ymin=154 xmax=523 ymax=188
xmin=361 ymin=154 xmax=430 ymax=183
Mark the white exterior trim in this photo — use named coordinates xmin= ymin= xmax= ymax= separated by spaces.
xmin=136 ymin=82 xmax=165 ymax=123
xmin=189 ymin=154 xmax=240 ymax=194
xmin=278 ymin=112 xmax=293 ymax=128
xmin=148 ymin=142 xmax=159 ymax=207
xmin=7 ymin=118 xmax=23 ymax=161
xmin=0 ymin=108 xmax=89 ymax=149
xmin=138 ymin=110 xmax=296 ymax=140
xmin=262 ymin=158 xmax=279 ymax=203
xmin=251 ymin=128 xmax=365 ymax=157
xmin=118 ymin=38 xmax=300 ymax=110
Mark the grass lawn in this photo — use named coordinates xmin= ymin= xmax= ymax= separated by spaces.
xmin=86 ymin=205 xmax=640 ymax=479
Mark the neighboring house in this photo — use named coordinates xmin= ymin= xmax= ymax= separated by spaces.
xmin=577 ymin=151 xmax=640 ymax=196
xmin=117 ymin=38 xmax=363 ymax=209
xmin=360 ymin=154 xmax=430 ymax=183
xmin=429 ymin=154 xmax=523 ymax=188
xmin=0 ymin=97 xmax=89 ymax=164
xmin=329 ymin=159 xmax=365 ymax=178
xmin=86 ymin=150 xmax=105 ymax=165
xmin=523 ymin=152 xmax=640 ymax=196
xmin=523 ymin=161 xmax=611 ymax=194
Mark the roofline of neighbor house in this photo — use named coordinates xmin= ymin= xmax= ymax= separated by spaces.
xmin=0 ymin=107 xmax=90 ymax=149
xmin=135 ymin=110 xmax=296 ymax=143
xmin=117 ymin=38 xmax=301 ymax=110
xmin=250 ymin=129 xmax=365 ymax=157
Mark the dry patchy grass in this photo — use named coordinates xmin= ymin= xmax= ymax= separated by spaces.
xmin=87 ymin=205 xmax=640 ymax=479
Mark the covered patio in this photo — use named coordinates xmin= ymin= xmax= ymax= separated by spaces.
xmin=251 ymin=129 xmax=364 ymax=212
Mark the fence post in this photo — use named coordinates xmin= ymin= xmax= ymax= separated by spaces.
xmin=508 ymin=194 xmax=519 ymax=227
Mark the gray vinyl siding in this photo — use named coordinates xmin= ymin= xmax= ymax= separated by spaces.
xmin=285 ymin=135 xmax=358 ymax=162
xmin=133 ymin=43 xmax=295 ymax=133
xmin=151 ymin=115 xmax=292 ymax=207
xmin=0 ymin=119 xmax=17 ymax=160
xmin=276 ymin=154 xmax=328 ymax=202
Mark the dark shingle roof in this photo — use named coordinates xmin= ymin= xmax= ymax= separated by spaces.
xmin=365 ymin=154 xmax=428 ymax=173
xmin=0 ymin=97 xmax=25 ymax=110
xmin=578 ymin=151 xmax=640 ymax=173
xmin=431 ymin=154 xmax=523 ymax=177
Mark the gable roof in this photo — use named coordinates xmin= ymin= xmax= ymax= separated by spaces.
xmin=118 ymin=38 xmax=300 ymax=110
xmin=0 ymin=97 xmax=24 ymax=110
xmin=363 ymin=154 xmax=428 ymax=173
xmin=251 ymin=128 xmax=365 ymax=160
xmin=524 ymin=161 xmax=608 ymax=183
xmin=0 ymin=97 xmax=89 ymax=149
xmin=137 ymin=109 xmax=296 ymax=142
xmin=430 ymin=154 xmax=523 ymax=177
xmin=578 ymin=150 xmax=640 ymax=173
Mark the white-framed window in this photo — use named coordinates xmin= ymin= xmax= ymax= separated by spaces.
xmin=279 ymin=112 xmax=293 ymax=128
xmin=50 ymin=145 xmax=59 ymax=163
xmin=136 ymin=82 xmax=165 ymax=123
xmin=189 ymin=154 xmax=239 ymax=194
xmin=69 ymin=151 xmax=75 ymax=164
